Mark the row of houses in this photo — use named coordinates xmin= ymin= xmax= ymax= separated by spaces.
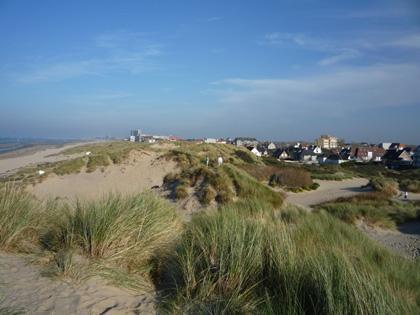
xmin=237 ymin=138 xmax=420 ymax=168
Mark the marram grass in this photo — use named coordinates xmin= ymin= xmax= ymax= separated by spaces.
xmin=157 ymin=199 xmax=420 ymax=314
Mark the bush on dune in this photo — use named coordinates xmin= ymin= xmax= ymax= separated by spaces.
xmin=369 ymin=177 xmax=399 ymax=196
xmin=269 ymin=168 xmax=313 ymax=189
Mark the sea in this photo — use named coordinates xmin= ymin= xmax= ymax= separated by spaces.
xmin=0 ymin=138 xmax=70 ymax=155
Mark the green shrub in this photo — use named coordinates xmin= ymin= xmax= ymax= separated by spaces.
xmin=400 ymin=179 xmax=420 ymax=193
xmin=175 ymin=185 xmax=189 ymax=200
xmin=199 ymin=184 xmax=217 ymax=205
xmin=269 ymin=168 xmax=313 ymax=188
xmin=369 ymin=177 xmax=399 ymax=196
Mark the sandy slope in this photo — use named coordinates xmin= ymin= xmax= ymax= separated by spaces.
xmin=28 ymin=151 xmax=177 ymax=200
xmin=285 ymin=178 xmax=370 ymax=208
xmin=0 ymin=141 xmax=100 ymax=177
xmin=0 ymin=252 xmax=156 ymax=314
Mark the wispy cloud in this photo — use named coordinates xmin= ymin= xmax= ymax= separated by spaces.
xmin=260 ymin=32 xmax=361 ymax=66
xmin=318 ymin=49 xmax=361 ymax=66
xmin=213 ymin=63 xmax=420 ymax=113
xmin=387 ymin=34 xmax=420 ymax=49
xmin=14 ymin=31 xmax=164 ymax=83
xmin=260 ymin=29 xmax=420 ymax=67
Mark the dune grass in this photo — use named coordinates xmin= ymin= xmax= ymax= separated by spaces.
xmin=157 ymin=200 xmax=419 ymax=314
xmin=1 ymin=183 xmax=420 ymax=313
xmin=0 ymin=184 xmax=47 ymax=251
xmin=40 ymin=193 xmax=181 ymax=290
xmin=53 ymin=157 xmax=86 ymax=175
xmin=315 ymin=192 xmax=420 ymax=228
xmin=0 ymin=186 xmax=181 ymax=291
xmin=223 ymin=164 xmax=284 ymax=208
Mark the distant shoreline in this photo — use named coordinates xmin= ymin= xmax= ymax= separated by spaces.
xmin=0 ymin=140 xmax=102 ymax=177
xmin=0 ymin=140 xmax=89 ymax=160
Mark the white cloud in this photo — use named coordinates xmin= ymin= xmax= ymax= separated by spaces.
xmin=318 ymin=49 xmax=361 ymax=66
xmin=213 ymin=64 xmax=420 ymax=114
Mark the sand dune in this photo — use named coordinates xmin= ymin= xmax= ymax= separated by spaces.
xmin=28 ymin=150 xmax=177 ymax=200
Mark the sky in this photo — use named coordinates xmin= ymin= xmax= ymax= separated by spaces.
xmin=0 ymin=0 xmax=420 ymax=143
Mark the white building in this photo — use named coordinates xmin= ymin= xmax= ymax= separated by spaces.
xmin=204 ymin=138 xmax=217 ymax=144
xmin=250 ymin=147 xmax=262 ymax=157
xmin=267 ymin=142 xmax=276 ymax=150
xmin=316 ymin=135 xmax=338 ymax=149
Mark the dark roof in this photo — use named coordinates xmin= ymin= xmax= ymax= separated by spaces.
xmin=382 ymin=149 xmax=410 ymax=161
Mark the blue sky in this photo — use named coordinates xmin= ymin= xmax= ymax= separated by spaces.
xmin=1 ymin=0 xmax=420 ymax=143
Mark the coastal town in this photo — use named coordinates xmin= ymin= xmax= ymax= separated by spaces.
xmin=128 ymin=130 xmax=420 ymax=169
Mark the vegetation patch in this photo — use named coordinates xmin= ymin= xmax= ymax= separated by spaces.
xmin=158 ymin=201 xmax=420 ymax=314
xmin=53 ymin=157 xmax=86 ymax=175
xmin=315 ymin=193 xmax=420 ymax=229
xmin=400 ymin=179 xmax=420 ymax=193
xmin=310 ymin=171 xmax=353 ymax=181
xmin=86 ymin=154 xmax=110 ymax=173
xmin=224 ymin=164 xmax=284 ymax=208
xmin=0 ymin=185 xmax=47 ymax=251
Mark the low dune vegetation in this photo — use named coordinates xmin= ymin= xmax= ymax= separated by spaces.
xmin=157 ymin=199 xmax=420 ymax=314
xmin=238 ymin=163 xmax=319 ymax=192
xmin=163 ymin=146 xmax=284 ymax=207
xmin=400 ymin=178 xmax=420 ymax=193
xmin=0 ymin=184 xmax=181 ymax=292
xmin=1 ymin=183 xmax=420 ymax=313
xmin=342 ymin=161 xmax=420 ymax=193
xmin=1 ymin=141 xmax=151 ymax=186
xmin=315 ymin=193 xmax=420 ymax=229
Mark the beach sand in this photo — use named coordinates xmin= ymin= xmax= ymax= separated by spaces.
xmin=0 ymin=252 xmax=156 ymax=314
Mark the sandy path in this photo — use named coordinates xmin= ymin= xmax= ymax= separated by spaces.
xmin=0 ymin=141 xmax=101 ymax=177
xmin=285 ymin=178 xmax=370 ymax=208
xmin=358 ymin=221 xmax=420 ymax=259
xmin=395 ymin=192 xmax=420 ymax=201
xmin=29 ymin=151 xmax=177 ymax=200
xmin=0 ymin=252 xmax=155 ymax=314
